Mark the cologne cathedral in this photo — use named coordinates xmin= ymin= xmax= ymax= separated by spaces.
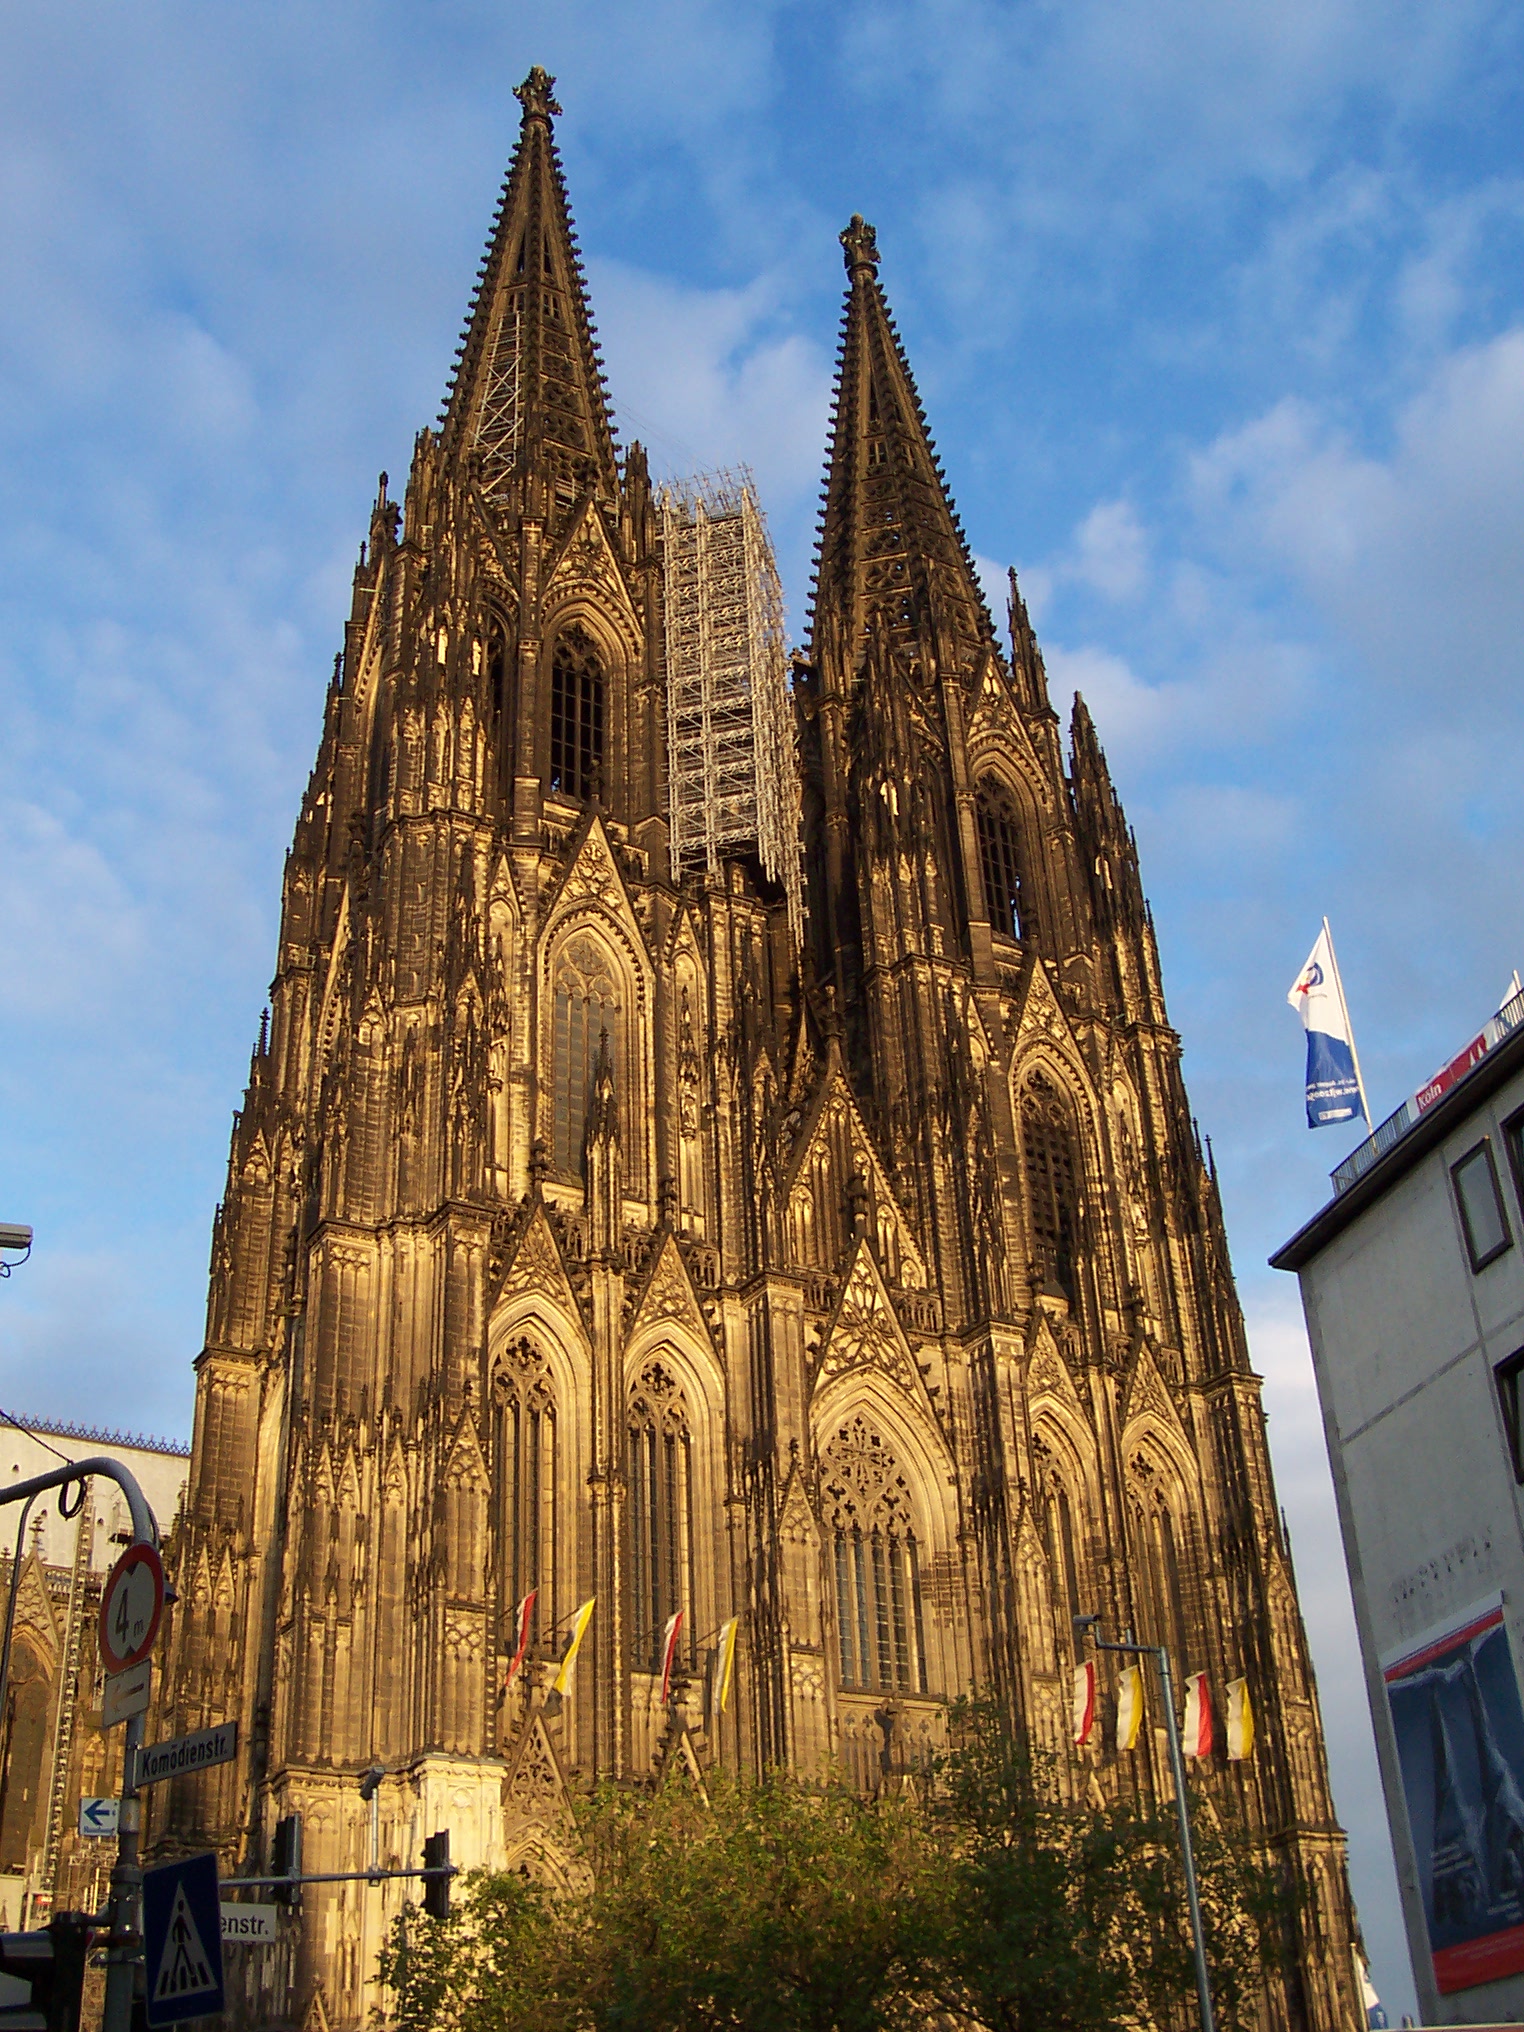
xmin=155 ymin=68 xmax=1362 ymax=2032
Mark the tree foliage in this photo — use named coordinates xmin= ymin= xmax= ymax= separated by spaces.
xmin=377 ymin=1704 xmax=1290 ymax=2032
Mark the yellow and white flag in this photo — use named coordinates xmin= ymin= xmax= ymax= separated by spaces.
xmin=551 ymin=1598 xmax=596 ymax=1695
xmin=1226 ymin=1676 xmax=1254 ymax=1760
xmin=713 ymin=1615 xmax=741 ymax=1720
xmin=1116 ymin=1665 xmax=1144 ymax=1751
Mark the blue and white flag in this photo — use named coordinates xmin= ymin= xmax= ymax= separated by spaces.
xmin=1288 ymin=926 xmax=1367 ymax=1128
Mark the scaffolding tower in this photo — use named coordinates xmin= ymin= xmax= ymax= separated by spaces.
xmin=659 ymin=471 xmax=802 ymax=940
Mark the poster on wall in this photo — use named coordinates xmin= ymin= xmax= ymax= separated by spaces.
xmin=1384 ymin=1593 xmax=1524 ymax=1994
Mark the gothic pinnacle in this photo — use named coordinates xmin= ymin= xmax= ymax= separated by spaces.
xmin=514 ymin=66 xmax=562 ymax=123
xmin=840 ymin=214 xmax=880 ymax=275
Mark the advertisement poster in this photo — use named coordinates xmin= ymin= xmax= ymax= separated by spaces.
xmin=1384 ymin=1594 xmax=1524 ymax=1994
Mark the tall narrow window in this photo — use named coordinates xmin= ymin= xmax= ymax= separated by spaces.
xmin=628 ymin=1359 xmax=693 ymax=1674
xmin=1022 ymin=1073 xmax=1080 ymax=1302
xmin=1044 ymin=1478 xmax=1083 ymax=1654
xmin=549 ymin=624 xmax=605 ymax=802
xmin=485 ymin=621 xmax=508 ymax=726
xmin=552 ymin=938 xmax=621 ymax=1179
xmin=495 ymin=1340 xmax=557 ymax=1636
xmin=823 ymin=1416 xmax=929 ymax=1695
xmin=976 ymin=781 xmax=1025 ymax=939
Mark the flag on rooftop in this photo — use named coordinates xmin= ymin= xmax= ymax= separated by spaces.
xmin=1288 ymin=921 xmax=1369 ymax=1128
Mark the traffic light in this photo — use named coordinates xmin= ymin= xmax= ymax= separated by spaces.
xmin=271 ymin=1812 xmax=303 ymax=1911
xmin=0 ymin=1911 xmax=91 ymax=2032
xmin=422 ymin=1831 xmax=451 ymax=1921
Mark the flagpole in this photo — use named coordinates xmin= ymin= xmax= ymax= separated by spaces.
xmin=1323 ymin=917 xmax=1371 ymax=1130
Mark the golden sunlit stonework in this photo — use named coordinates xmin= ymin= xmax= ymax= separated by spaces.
xmin=153 ymin=69 xmax=1363 ymax=2032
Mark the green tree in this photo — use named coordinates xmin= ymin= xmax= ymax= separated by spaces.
xmin=377 ymin=1707 xmax=1290 ymax=2032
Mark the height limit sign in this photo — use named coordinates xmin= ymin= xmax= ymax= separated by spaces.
xmin=99 ymin=1541 xmax=165 ymax=1676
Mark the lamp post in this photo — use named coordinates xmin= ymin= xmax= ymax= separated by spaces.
xmin=1074 ymin=1614 xmax=1216 ymax=2032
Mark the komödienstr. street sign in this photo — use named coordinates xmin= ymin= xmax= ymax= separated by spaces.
xmin=137 ymin=1722 xmax=238 ymax=1788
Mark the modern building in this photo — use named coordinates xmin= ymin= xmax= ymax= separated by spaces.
xmin=0 ymin=1418 xmax=189 ymax=1931
xmin=1274 ymin=986 xmax=1524 ymax=2025
xmin=155 ymin=67 xmax=1363 ymax=2031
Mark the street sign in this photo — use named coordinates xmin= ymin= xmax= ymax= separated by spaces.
xmin=143 ymin=1852 xmax=224 ymax=2028
xmin=101 ymin=1657 xmax=152 ymax=1729
xmin=78 ymin=1796 xmax=120 ymax=1838
xmin=98 ymin=1541 xmax=164 ymax=1674
xmin=138 ymin=1722 xmax=238 ymax=1788
xmin=220 ymin=1903 xmax=279 ymax=1943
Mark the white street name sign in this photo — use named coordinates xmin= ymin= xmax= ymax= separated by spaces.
xmin=138 ymin=1722 xmax=238 ymax=1788
xmin=220 ymin=1904 xmax=279 ymax=1944
xmin=79 ymin=1796 xmax=120 ymax=1838
xmin=102 ymin=1657 xmax=152 ymax=1729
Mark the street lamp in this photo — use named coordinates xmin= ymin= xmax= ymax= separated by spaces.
xmin=1074 ymin=1614 xmax=1216 ymax=2032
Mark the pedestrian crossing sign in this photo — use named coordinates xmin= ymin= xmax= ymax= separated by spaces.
xmin=143 ymin=1851 xmax=224 ymax=2025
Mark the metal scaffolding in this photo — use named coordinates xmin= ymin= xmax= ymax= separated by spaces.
xmin=659 ymin=471 xmax=802 ymax=940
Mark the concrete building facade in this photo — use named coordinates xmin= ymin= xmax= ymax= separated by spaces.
xmin=1275 ymin=990 xmax=1524 ymax=2026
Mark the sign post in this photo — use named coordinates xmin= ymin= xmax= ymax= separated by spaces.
xmin=98 ymin=1538 xmax=165 ymax=2032
xmin=142 ymin=1852 xmax=224 ymax=2027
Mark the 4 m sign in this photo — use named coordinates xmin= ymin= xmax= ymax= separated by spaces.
xmin=99 ymin=1541 xmax=165 ymax=1675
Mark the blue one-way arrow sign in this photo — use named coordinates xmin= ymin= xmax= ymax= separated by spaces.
xmin=143 ymin=1852 xmax=224 ymax=2027
xmin=78 ymin=1796 xmax=120 ymax=1837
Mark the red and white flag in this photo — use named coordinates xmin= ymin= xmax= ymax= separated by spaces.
xmin=1183 ymin=1671 xmax=1214 ymax=1758
xmin=659 ymin=1610 xmax=684 ymax=1703
xmin=1072 ymin=1660 xmax=1097 ymax=1746
xmin=501 ymin=1589 xmax=537 ymax=1700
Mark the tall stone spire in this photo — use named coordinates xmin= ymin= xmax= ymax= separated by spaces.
xmin=809 ymin=215 xmax=994 ymax=680
xmin=440 ymin=67 xmax=620 ymax=502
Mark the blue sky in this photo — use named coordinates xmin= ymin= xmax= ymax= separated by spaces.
xmin=5 ymin=3 xmax=1524 ymax=2011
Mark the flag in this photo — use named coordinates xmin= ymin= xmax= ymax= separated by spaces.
xmin=1226 ymin=1676 xmax=1254 ymax=1760
xmin=1288 ymin=924 xmax=1367 ymax=1127
xmin=713 ymin=1615 xmax=740 ymax=1721
xmin=551 ymin=1598 xmax=595 ymax=1695
xmin=501 ymin=1589 xmax=537 ymax=1700
xmin=1072 ymin=1660 xmax=1097 ymax=1746
xmin=1183 ymin=1671 xmax=1214 ymax=1758
xmin=1116 ymin=1665 xmax=1144 ymax=1751
xmin=659 ymin=1610 xmax=684 ymax=1703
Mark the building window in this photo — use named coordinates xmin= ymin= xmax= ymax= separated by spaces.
xmin=1504 ymin=1108 xmax=1524 ymax=1225
xmin=551 ymin=939 xmax=621 ymax=1180
xmin=485 ymin=620 xmax=508 ymax=725
xmin=495 ymin=1340 xmax=557 ymax=1630
xmin=1022 ymin=1073 xmax=1080 ymax=1302
xmin=976 ymin=782 xmax=1025 ymax=940
xmin=628 ymin=1359 xmax=693 ymax=1674
xmin=822 ymin=1416 xmax=929 ymax=1695
xmin=549 ymin=624 xmax=604 ymax=802
xmin=1045 ymin=1479 xmax=1083 ymax=1655
xmin=1496 ymin=1350 xmax=1524 ymax=1484
xmin=1453 ymin=1140 xmax=1512 ymax=1272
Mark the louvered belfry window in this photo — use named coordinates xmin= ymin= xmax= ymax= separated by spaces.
xmin=627 ymin=1359 xmax=693 ymax=1674
xmin=976 ymin=781 xmax=1025 ymax=939
xmin=1022 ymin=1073 xmax=1080 ymax=1301
xmin=823 ymin=1416 xmax=929 ymax=1695
xmin=549 ymin=624 xmax=604 ymax=801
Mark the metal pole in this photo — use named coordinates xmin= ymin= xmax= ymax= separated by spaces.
xmin=1151 ymin=1643 xmax=1217 ymax=2032
xmin=101 ymin=1709 xmax=144 ymax=2032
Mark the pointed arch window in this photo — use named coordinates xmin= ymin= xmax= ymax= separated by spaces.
xmin=823 ymin=1416 xmax=928 ymax=1694
xmin=485 ymin=617 xmax=509 ymax=726
xmin=549 ymin=624 xmax=604 ymax=803
xmin=1022 ymin=1074 xmax=1080 ymax=1303
xmin=976 ymin=780 xmax=1025 ymax=940
xmin=495 ymin=1339 xmax=558 ymax=1635
xmin=552 ymin=938 xmax=622 ymax=1180
xmin=1129 ymin=1460 xmax=1192 ymax=1670
xmin=628 ymin=1359 xmax=693 ymax=1674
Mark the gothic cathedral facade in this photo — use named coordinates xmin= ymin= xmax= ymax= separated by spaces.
xmin=156 ymin=69 xmax=1362 ymax=2032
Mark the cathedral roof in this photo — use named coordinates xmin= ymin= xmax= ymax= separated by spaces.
xmin=808 ymin=215 xmax=996 ymax=675
xmin=439 ymin=67 xmax=620 ymax=501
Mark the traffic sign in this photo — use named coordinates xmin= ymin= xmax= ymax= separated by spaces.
xmin=138 ymin=1722 xmax=238 ymax=1788
xmin=78 ymin=1796 xmax=120 ymax=1837
xmin=98 ymin=1541 xmax=164 ymax=1674
xmin=143 ymin=1852 xmax=224 ymax=2027
xmin=101 ymin=1657 xmax=152 ymax=1729
xmin=220 ymin=1903 xmax=279 ymax=1943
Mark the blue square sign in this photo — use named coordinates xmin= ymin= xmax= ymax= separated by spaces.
xmin=142 ymin=1851 xmax=224 ymax=2026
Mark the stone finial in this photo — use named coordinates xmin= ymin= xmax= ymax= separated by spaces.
xmin=840 ymin=214 xmax=880 ymax=275
xmin=515 ymin=67 xmax=562 ymax=123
